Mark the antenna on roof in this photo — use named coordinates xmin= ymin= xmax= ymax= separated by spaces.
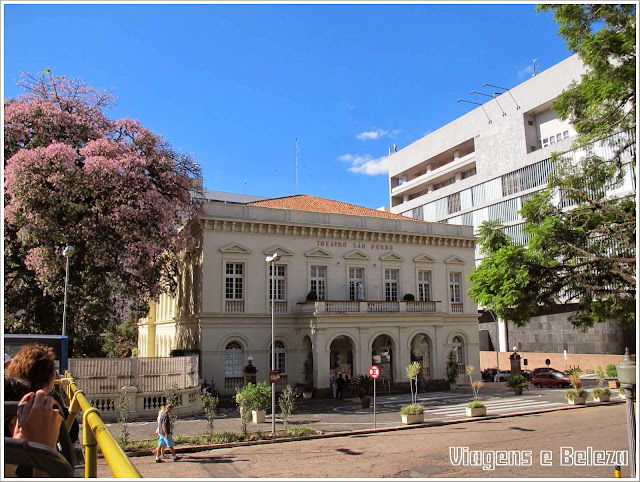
xmin=532 ymin=58 xmax=538 ymax=77
xmin=295 ymin=138 xmax=298 ymax=195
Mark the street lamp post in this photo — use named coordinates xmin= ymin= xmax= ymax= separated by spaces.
xmin=616 ymin=347 xmax=636 ymax=478
xmin=61 ymin=246 xmax=75 ymax=337
xmin=265 ymin=253 xmax=281 ymax=437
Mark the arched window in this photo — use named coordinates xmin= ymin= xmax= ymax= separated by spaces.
xmin=225 ymin=341 xmax=244 ymax=378
xmin=411 ymin=334 xmax=432 ymax=380
xmin=452 ymin=336 xmax=465 ymax=372
xmin=270 ymin=341 xmax=287 ymax=374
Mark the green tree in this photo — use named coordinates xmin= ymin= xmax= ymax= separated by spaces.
xmin=470 ymin=5 xmax=636 ymax=331
xmin=103 ymin=318 xmax=138 ymax=358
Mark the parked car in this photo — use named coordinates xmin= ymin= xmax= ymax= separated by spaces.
xmin=531 ymin=367 xmax=565 ymax=378
xmin=482 ymin=368 xmax=498 ymax=382
xmin=531 ymin=372 xmax=571 ymax=388
xmin=494 ymin=370 xmax=511 ymax=382
xmin=521 ymin=369 xmax=532 ymax=380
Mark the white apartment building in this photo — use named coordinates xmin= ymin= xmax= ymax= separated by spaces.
xmin=387 ymin=54 xmax=635 ymax=355
xmin=138 ymin=195 xmax=480 ymax=395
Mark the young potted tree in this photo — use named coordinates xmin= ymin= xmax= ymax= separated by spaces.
xmin=465 ymin=365 xmax=486 ymax=417
xmin=237 ymin=382 xmax=272 ymax=423
xmin=301 ymin=358 xmax=313 ymax=399
xmin=606 ymin=364 xmax=620 ymax=389
xmin=445 ymin=350 xmax=459 ymax=390
xmin=564 ymin=372 xmax=587 ymax=405
xmin=592 ymin=365 xmax=611 ymax=402
xmin=505 ymin=374 xmax=529 ymax=395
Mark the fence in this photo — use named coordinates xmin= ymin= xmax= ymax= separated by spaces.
xmin=67 ymin=355 xmax=202 ymax=421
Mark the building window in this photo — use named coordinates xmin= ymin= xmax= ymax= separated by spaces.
xmin=418 ymin=270 xmax=432 ymax=301
xmin=447 ymin=192 xmax=461 ymax=214
xmin=449 ymin=271 xmax=462 ymax=311
xmin=270 ymin=340 xmax=287 ymax=374
xmin=461 ymin=167 xmax=476 ymax=179
xmin=384 ymin=269 xmax=399 ymax=301
xmin=225 ymin=263 xmax=244 ymax=300
xmin=269 ymin=264 xmax=287 ymax=301
xmin=349 ymin=267 xmax=364 ymax=300
xmin=434 ymin=177 xmax=456 ymax=191
xmin=310 ymin=266 xmax=326 ymax=300
xmin=225 ymin=341 xmax=244 ymax=378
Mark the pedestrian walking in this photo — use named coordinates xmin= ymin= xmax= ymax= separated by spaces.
xmin=330 ymin=372 xmax=338 ymax=399
xmin=336 ymin=373 xmax=346 ymax=400
xmin=155 ymin=404 xmax=180 ymax=462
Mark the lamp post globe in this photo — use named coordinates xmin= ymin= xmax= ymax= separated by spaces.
xmin=62 ymin=246 xmax=75 ymax=338
xmin=265 ymin=253 xmax=281 ymax=437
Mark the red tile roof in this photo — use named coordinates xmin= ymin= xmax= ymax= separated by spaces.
xmin=246 ymin=195 xmax=416 ymax=221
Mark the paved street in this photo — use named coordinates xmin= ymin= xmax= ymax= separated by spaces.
xmin=98 ymin=403 xmax=632 ymax=478
xmin=104 ymin=379 xmax=622 ymax=440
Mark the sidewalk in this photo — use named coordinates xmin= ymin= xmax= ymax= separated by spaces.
xmin=103 ymin=378 xmax=617 ymax=448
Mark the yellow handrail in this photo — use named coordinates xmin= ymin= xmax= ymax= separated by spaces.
xmin=60 ymin=371 xmax=142 ymax=478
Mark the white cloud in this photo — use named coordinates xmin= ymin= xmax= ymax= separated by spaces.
xmin=355 ymin=129 xmax=389 ymax=140
xmin=339 ymin=153 xmax=390 ymax=176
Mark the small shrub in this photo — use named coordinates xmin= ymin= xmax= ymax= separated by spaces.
xmin=306 ymin=290 xmax=318 ymax=301
xmin=564 ymin=388 xmax=587 ymax=400
xmin=164 ymin=384 xmax=180 ymax=433
xmin=200 ymin=392 xmax=219 ymax=434
xmin=403 ymin=293 xmax=415 ymax=301
xmin=594 ymin=365 xmax=606 ymax=388
xmin=283 ymin=426 xmax=315 ymax=437
xmin=606 ymin=364 xmax=618 ymax=379
xmin=467 ymin=400 xmax=486 ymax=409
xmin=592 ymin=387 xmax=611 ymax=399
xmin=278 ymin=385 xmax=296 ymax=429
xmin=445 ymin=350 xmax=458 ymax=384
xmin=116 ymin=387 xmax=132 ymax=446
xmin=400 ymin=403 xmax=424 ymax=415
xmin=506 ymin=375 xmax=528 ymax=390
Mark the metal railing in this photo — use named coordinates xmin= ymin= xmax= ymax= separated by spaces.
xmin=60 ymin=371 xmax=142 ymax=478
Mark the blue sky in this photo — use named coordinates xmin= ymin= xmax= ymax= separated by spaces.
xmin=3 ymin=2 xmax=572 ymax=209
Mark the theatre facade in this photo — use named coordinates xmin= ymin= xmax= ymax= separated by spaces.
xmin=138 ymin=195 xmax=480 ymax=395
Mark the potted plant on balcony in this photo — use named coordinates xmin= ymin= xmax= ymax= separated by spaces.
xmin=403 ymin=293 xmax=415 ymax=301
xmin=564 ymin=372 xmax=587 ymax=405
xmin=353 ymin=374 xmax=373 ymax=408
xmin=301 ymin=359 xmax=313 ymax=398
xmin=445 ymin=350 xmax=458 ymax=390
xmin=606 ymin=364 xmax=620 ymax=389
xmin=465 ymin=365 xmax=486 ymax=417
xmin=306 ymin=290 xmax=318 ymax=302
xmin=400 ymin=403 xmax=424 ymax=424
xmin=505 ymin=374 xmax=528 ymax=395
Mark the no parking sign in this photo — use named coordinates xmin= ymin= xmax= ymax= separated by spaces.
xmin=368 ymin=365 xmax=379 ymax=428
xmin=368 ymin=365 xmax=380 ymax=378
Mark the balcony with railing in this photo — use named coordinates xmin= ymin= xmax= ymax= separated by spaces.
xmin=450 ymin=302 xmax=464 ymax=313
xmin=298 ymin=300 xmax=439 ymax=314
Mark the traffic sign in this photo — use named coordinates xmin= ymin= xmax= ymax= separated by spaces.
xmin=368 ymin=365 xmax=380 ymax=379
xmin=269 ymin=370 xmax=281 ymax=383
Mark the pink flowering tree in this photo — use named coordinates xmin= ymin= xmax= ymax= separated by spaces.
xmin=4 ymin=71 xmax=201 ymax=356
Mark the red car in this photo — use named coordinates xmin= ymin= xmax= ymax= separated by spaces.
xmin=531 ymin=372 xmax=571 ymax=388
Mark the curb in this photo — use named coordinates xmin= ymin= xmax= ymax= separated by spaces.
xmin=125 ymin=399 xmax=625 ymax=458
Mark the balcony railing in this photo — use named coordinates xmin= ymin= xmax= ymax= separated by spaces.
xmin=269 ymin=301 xmax=288 ymax=313
xmin=298 ymin=300 xmax=440 ymax=314
xmin=225 ymin=300 xmax=245 ymax=313
xmin=451 ymin=303 xmax=464 ymax=313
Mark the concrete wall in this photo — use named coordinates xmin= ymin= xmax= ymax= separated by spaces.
xmin=479 ymin=312 xmax=629 ymax=355
xmin=479 ymin=351 xmax=630 ymax=375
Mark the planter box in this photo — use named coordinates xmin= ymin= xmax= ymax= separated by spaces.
xmin=513 ymin=386 xmax=524 ymax=396
xmin=465 ymin=406 xmax=486 ymax=417
xmin=302 ymin=391 xmax=313 ymax=399
xmin=401 ymin=413 xmax=424 ymax=424
xmin=567 ymin=396 xmax=587 ymax=405
xmin=449 ymin=383 xmax=457 ymax=391
xmin=252 ymin=409 xmax=266 ymax=424
xmin=593 ymin=394 xmax=610 ymax=403
xmin=608 ymin=380 xmax=621 ymax=389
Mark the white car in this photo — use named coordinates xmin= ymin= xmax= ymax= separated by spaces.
xmin=494 ymin=370 xmax=512 ymax=382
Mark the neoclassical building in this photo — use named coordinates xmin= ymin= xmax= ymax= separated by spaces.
xmin=138 ymin=194 xmax=479 ymax=394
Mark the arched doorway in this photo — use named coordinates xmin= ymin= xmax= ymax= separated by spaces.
xmin=329 ymin=336 xmax=354 ymax=378
xmin=410 ymin=334 xmax=432 ymax=380
xmin=371 ymin=335 xmax=394 ymax=382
